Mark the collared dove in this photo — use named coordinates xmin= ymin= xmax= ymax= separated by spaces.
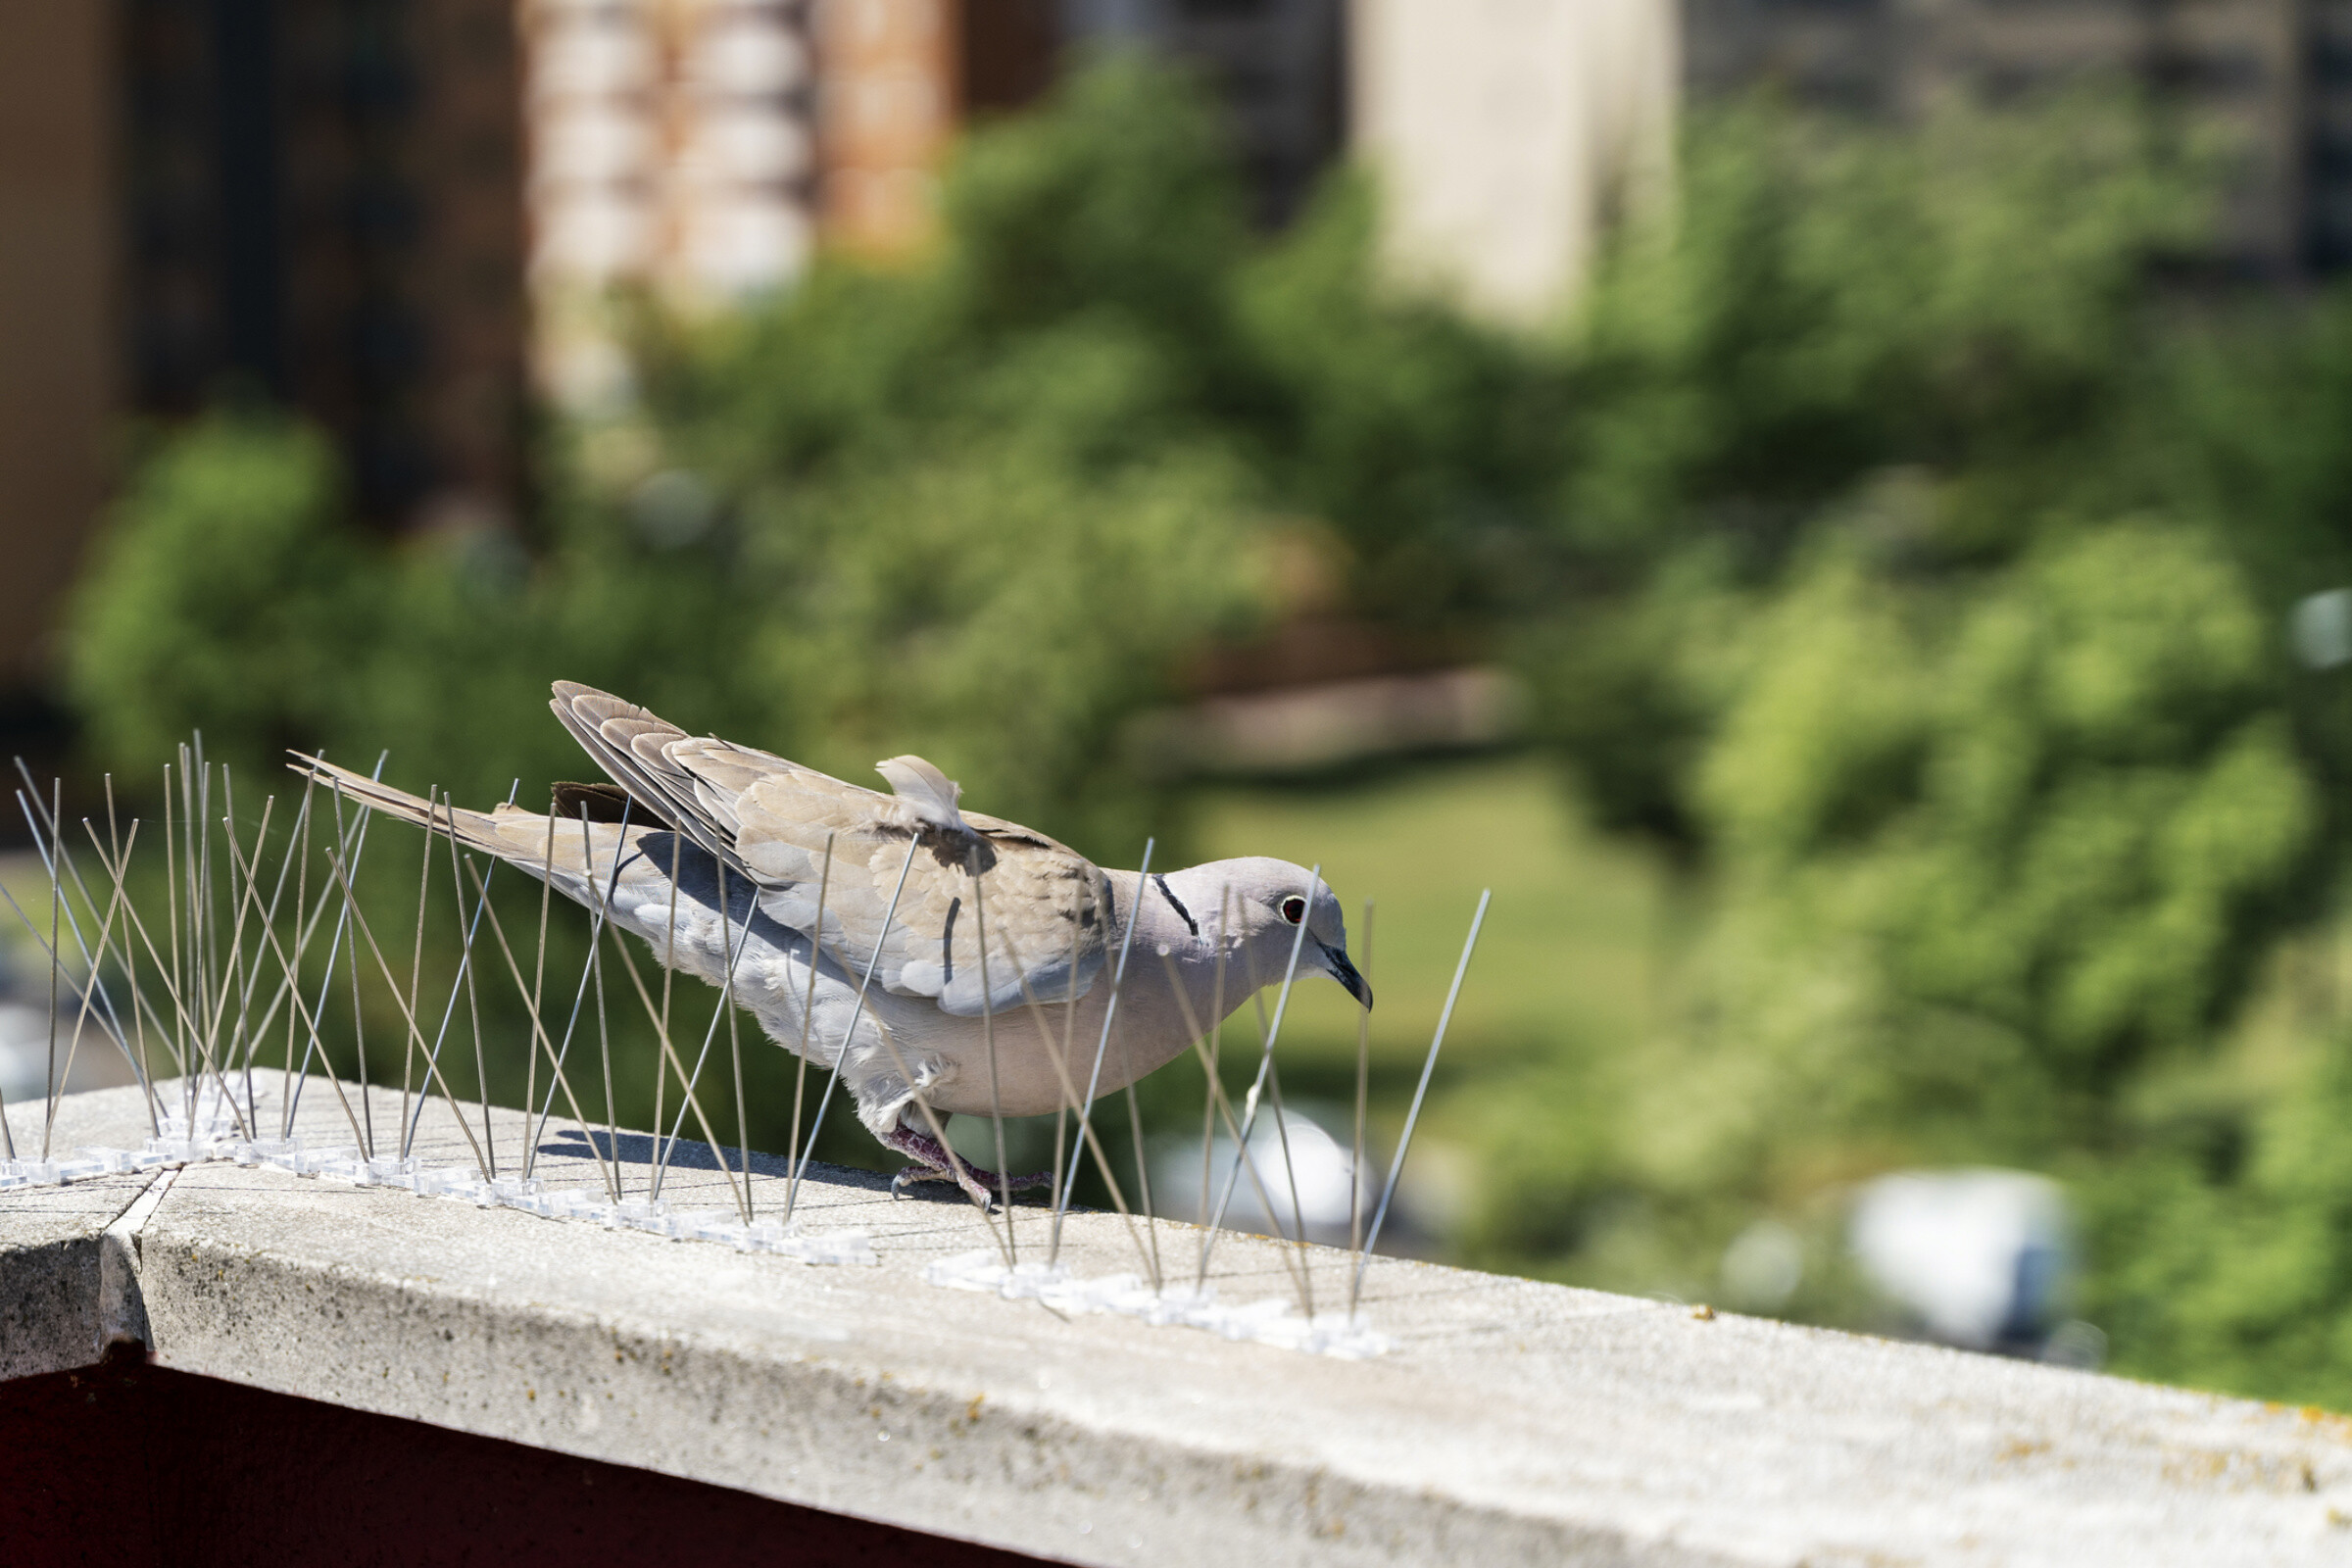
xmin=293 ymin=682 xmax=1369 ymax=1201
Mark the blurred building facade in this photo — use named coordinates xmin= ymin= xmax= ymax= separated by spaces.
xmin=0 ymin=3 xmax=115 ymax=699
xmin=1349 ymin=0 xmax=1678 ymax=322
xmin=526 ymin=0 xmax=1340 ymax=406
xmin=0 ymin=0 xmax=530 ymax=707
xmin=1684 ymin=0 xmax=2339 ymax=273
xmin=122 ymin=0 xmax=530 ymax=526
xmin=1063 ymin=0 xmax=1347 ymax=226
xmin=523 ymin=0 xmax=819 ymax=408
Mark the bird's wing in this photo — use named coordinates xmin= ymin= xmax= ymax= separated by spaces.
xmin=550 ymin=682 xmax=1109 ymax=1013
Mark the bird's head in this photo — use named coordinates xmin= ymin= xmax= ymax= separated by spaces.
xmin=1160 ymin=858 xmax=1372 ymax=1011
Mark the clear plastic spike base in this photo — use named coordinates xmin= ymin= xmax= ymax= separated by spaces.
xmin=921 ymin=1250 xmax=1391 ymax=1358
xmin=7 ymin=1080 xmax=873 ymax=1267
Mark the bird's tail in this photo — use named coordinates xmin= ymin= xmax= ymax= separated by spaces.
xmin=287 ymin=754 xmax=665 ymax=901
xmin=289 ymin=754 xmax=519 ymax=856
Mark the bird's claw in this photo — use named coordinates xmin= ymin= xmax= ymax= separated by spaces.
xmin=881 ymin=1125 xmax=1053 ymax=1209
xmin=891 ymin=1164 xmax=958 ymax=1200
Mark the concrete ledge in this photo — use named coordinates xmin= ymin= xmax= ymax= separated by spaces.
xmin=0 ymin=1089 xmax=159 ymax=1380
xmin=8 ymin=1080 xmax=2352 ymax=1566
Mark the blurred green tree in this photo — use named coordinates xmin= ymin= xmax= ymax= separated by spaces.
xmin=1464 ymin=89 xmax=2352 ymax=1409
xmin=1527 ymin=89 xmax=2209 ymax=847
xmin=67 ymin=417 xmax=373 ymax=772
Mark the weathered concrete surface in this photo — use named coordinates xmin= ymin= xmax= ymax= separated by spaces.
xmin=0 ymin=1093 xmax=157 ymax=1379
xmin=11 ymin=1077 xmax=2352 ymax=1566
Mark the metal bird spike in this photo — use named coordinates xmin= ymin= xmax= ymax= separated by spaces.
xmin=654 ymin=822 xmax=683 ymax=1200
xmin=398 ymin=785 xmax=514 ymax=1166
xmin=725 ymin=908 xmax=751 ymax=1221
xmin=1199 ymin=885 xmax=1232 ymax=1287
xmin=17 ymin=812 xmax=158 ymax=1132
xmin=464 ymin=857 xmax=618 ymax=1202
xmin=1156 ymin=942 xmax=1311 ymax=1311
xmin=17 ymin=773 xmax=179 ymax=1148
xmin=399 ymin=784 xmax=438 ymax=1158
xmin=645 ymin=872 xmax=760 ymax=1204
xmin=283 ymin=752 xmax=388 ymax=1137
xmin=452 ymin=788 xmax=510 ymax=1173
xmin=318 ymin=825 xmax=491 ymax=1180
xmin=523 ymin=795 xmax=636 ymax=1190
xmin=19 ymin=761 xmax=151 ymax=1102
xmin=220 ymin=770 xmax=303 ymax=1123
xmin=0 ymin=789 xmax=123 ymax=1156
xmin=163 ymin=760 xmax=184 ymax=1125
xmin=1052 ymin=837 xmax=1152 ymax=1264
xmin=279 ymin=768 xmax=317 ymax=1139
xmin=49 ymin=820 xmax=142 ymax=1135
xmin=602 ymin=915 xmax=749 ymax=1221
xmin=349 ymin=794 xmax=384 ymax=1155
xmin=209 ymin=775 xmax=269 ymax=1129
xmin=1198 ymin=864 xmax=1320 ymax=1293
xmin=211 ymin=792 xmax=370 ymax=1154
xmin=104 ymin=774 xmax=163 ymax=1138
xmin=583 ymin=810 xmax=621 ymax=1196
xmin=1351 ymin=900 xmax=1374 ymax=1268
xmin=784 ymin=841 xmax=919 ymax=1223
xmin=648 ymin=867 xmax=755 ymax=1200
xmin=18 ymin=763 xmax=250 ymax=1142
xmin=525 ymin=798 xmax=557 ymax=1168
xmin=982 ymin=918 xmax=1161 ymax=1285
xmin=281 ymin=773 xmax=382 ymax=1150
xmin=42 ymin=778 xmax=59 ymax=1159
xmin=969 ymin=850 xmax=1016 ymax=1261
xmin=1351 ymin=888 xmax=1490 ymax=1318
xmin=782 ymin=834 xmax=837 ymax=1220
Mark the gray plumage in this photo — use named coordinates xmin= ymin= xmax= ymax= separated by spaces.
xmin=292 ymin=682 xmax=1370 ymax=1192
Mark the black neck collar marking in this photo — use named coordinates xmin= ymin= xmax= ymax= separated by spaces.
xmin=1152 ymin=872 xmax=1199 ymax=938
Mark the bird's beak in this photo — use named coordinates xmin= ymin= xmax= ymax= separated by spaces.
xmin=1321 ymin=943 xmax=1373 ymax=1010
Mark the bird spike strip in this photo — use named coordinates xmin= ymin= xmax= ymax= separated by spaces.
xmin=0 ymin=749 xmax=1490 ymax=1358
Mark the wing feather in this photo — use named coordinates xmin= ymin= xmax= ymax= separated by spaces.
xmin=548 ymin=682 xmax=1108 ymax=1011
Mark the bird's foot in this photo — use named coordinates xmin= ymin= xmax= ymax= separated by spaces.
xmin=882 ymin=1127 xmax=1052 ymax=1208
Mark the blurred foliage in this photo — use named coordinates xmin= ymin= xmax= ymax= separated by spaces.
xmin=2082 ymin=1020 xmax=2352 ymax=1413
xmin=1472 ymin=87 xmax=2352 ymax=1408
xmin=1479 ymin=517 xmax=2315 ymax=1261
xmin=1559 ymin=92 xmax=2203 ymax=564
xmin=68 ymin=420 xmax=369 ymax=772
xmin=1529 ymin=93 xmax=2212 ymax=846
xmin=60 ymin=59 xmax=2352 ymax=1406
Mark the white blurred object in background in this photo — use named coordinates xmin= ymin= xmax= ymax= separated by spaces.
xmin=0 ymin=1001 xmax=138 ymax=1106
xmin=1153 ymin=1107 xmax=1368 ymax=1247
xmin=1350 ymin=0 xmax=1678 ymax=322
xmin=1721 ymin=1217 xmax=1804 ymax=1311
xmin=2292 ymin=588 xmax=2352 ymax=669
xmin=0 ymin=1000 xmax=49 ymax=1104
xmin=1849 ymin=1168 xmax=2089 ymax=1360
xmin=0 ymin=899 xmax=147 ymax=1106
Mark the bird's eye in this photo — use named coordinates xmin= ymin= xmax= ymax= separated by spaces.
xmin=1279 ymin=895 xmax=1307 ymax=925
